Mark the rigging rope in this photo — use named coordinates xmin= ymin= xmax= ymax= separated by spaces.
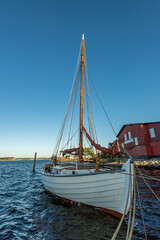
xmin=135 ymin=176 xmax=148 ymax=240
xmin=84 ymin=66 xmax=98 ymax=144
xmin=53 ymin=75 xmax=77 ymax=155
xmin=84 ymin=132 xmax=92 ymax=148
xmin=137 ymin=172 xmax=160 ymax=182
xmin=67 ymin=69 xmax=80 ymax=148
xmin=60 ymin=128 xmax=79 ymax=152
xmin=111 ymin=161 xmax=133 ymax=240
xmin=84 ymin=66 xmax=117 ymax=137
xmin=128 ymin=164 xmax=136 ymax=240
xmin=53 ymin=44 xmax=82 ymax=156
xmin=136 ymin=165 xmax=160 ymax=201
xmin=126 ymin=179 xmax=133 ymax=240
xmin=70 ymin=73 xmax=80 ymax=148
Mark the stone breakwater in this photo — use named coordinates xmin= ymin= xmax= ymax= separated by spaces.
xmin=135 ymin=158 xmax=160 ymax=169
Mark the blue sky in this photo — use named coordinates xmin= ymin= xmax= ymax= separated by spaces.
xmin=0 ymin=0 xmax=160 ymax=157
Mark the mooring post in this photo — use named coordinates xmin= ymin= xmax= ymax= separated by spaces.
xmin=33 ymin=152 xmax=37 ymax=172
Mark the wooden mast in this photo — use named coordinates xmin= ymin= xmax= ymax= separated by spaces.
xmin=79 ymin=33 xmax=84 ymax=162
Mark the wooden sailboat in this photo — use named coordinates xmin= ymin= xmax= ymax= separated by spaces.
xmin=42 ymin=34 xmax=133 ymax=219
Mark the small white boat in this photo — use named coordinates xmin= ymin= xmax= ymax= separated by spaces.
xmin=42 ymin=159 xmax=133 ymax=218
xmin=42 ymin=34 xmax=133 ymax=218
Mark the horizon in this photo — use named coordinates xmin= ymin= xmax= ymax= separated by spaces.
xmin=0 ymin=0 xmax=160 ymax=157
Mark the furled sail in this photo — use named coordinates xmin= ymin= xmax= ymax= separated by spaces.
xmin=60 ymin=148 xmax=79 ymax=156
xmin=83 ymin=126 xmax=120 ymax=155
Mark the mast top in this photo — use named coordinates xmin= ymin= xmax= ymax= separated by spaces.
xmin=82 ymin=33 xmax=84 ymax=40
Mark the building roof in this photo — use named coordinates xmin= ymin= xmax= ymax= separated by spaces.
xmin=117 ymin=122 xmax=160 ymax=137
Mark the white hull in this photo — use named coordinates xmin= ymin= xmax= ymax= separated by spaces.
xmin=42 ymin=159 xmax=133 ymax=218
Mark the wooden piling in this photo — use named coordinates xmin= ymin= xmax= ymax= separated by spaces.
xmin=33 ymin=152 xmax=37 ymax=172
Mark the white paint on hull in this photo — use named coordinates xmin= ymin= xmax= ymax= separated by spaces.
xmin=42 ymin=159 xmax=133 ymax=215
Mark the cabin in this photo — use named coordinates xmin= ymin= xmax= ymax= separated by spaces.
xmin=117 ymin=122 xmax=160 ymax=159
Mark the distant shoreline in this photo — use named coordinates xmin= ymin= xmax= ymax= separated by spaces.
xmin=1 ymin=157 xmax=160 ymax=168
xmin=0 ymin=158 xmax=50 ymax=161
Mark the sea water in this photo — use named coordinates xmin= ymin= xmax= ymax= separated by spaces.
xmin=0 ymin=160 xmax=159 ymax=240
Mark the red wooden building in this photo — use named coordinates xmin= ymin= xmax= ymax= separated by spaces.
xmin=117 ymin=122 xmax=160 ymax=159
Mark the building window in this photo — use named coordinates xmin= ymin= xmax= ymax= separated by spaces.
xmin=135 ymin=137 xmax=138 ymax=145
xmin=149 ymin=128 xmax=156 ymax=138
xmin=128 ymin=131 xmax=131 ymax=139
xmin=124 ymin=134 xmax=127 ymax=141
